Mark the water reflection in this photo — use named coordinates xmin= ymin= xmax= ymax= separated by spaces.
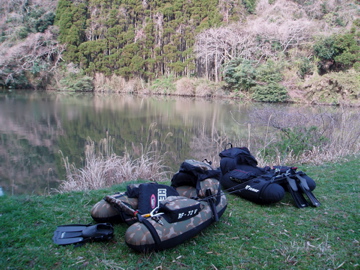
xmin=1 ymin=90 xmax=354 ymax=195
xmin=0 ymin=91 xmax=252 ymax=195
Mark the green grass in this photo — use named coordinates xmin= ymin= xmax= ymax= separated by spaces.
xmin=1 ymin=158 xmax=359 ymax=270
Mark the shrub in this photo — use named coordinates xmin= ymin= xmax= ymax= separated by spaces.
xmin=297 ymin=57 xmax=313 ymax=79
xmin=224 ymin=58 xmax=289 ymax=102
xmin=150 ymin=75 xmax=176 ymax=94
xmin=255 ymin=60 xmax=283 ymax=83
xmin=268 ymin=126 xmax=328 ymax=158
xmin=223 ymin=58 xmax=257 ymax=91
xmin=175 ymin=77 xmax=196 ymax=96
xmin=313 ymin=36 xmax=336 ymax=60
xmin=242 ymin=0 xmax=257 ymax=14
xmin=252 ymin=83 xmax=288 ymax=102
xmin=59 ymin=70 xmax=94 ymax=92
xmin=35 ymin=12 xmax=55 ymax=33
xmin=16 ymin=26 xmax=30 ymax=39
xmin=313 ymin=30 xmax=360 ymax=72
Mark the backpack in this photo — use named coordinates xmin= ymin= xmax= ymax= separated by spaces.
xmin=171 ymin=159 xmax=221 ymax=197
xmin=219 ymin=144 xmax=266 ymax=180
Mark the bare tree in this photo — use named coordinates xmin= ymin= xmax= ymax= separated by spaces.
xmin=0 ymin=27 xmax=65 ymax=87
xmin=194 ymin=0 xmax=344 ymax=81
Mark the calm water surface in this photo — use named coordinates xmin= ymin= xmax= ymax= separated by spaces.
xmin=0 ymin=90 xmax=339 ymax=195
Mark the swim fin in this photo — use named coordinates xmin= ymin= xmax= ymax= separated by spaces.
xmin=286 ymin=176 xmax=309 ymax=208
xmin=52 ymin=223 xmax=114 ymax=246
xmin=295 ymin=174 xmax=321 ymax=207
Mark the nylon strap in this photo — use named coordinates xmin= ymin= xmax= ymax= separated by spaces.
xmin=137 ymin=215 xmax=161 ymax=246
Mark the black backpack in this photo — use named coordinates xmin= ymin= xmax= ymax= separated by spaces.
xmin=219 ymin=144 xmax=266 ymax=178
xmin=171 ymin=159 xmax=221 ymax=194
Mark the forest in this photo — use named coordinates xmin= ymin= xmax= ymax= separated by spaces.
xmin=0 ymin=0 xmax=359 ymax=104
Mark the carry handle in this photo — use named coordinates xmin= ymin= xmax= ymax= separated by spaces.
xmin=224 ymin=143 xmax=233 ymax=150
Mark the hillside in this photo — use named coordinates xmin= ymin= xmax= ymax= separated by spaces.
xmin=0 ymin=0 xmax=359 ymax=105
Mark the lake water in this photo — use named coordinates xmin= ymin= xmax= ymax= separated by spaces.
xmin=0 ymin=90 xmax=343 ymax=195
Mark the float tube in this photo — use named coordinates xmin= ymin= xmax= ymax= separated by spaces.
xmin=218 ymin=144 xmax=319 ymax=207
xmin=91 ymin=160 xmax=227 ymax=252
xmin=122 ymin=182 xmax=227 ymax=252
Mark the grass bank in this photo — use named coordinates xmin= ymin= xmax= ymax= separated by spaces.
xmin=1 ymin=157 xmax=359 ymax=269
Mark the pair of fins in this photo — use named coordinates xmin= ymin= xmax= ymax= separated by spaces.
xmin=52 ymin=223 xmax=114 ymax=246
xmin=286 ymin=174 xmax=321 ymax=208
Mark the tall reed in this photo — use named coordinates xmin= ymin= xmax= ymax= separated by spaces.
xmin=58 ymin=133 xmax=170 ymax=192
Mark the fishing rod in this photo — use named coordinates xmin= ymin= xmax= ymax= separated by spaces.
xmin=104 ymin=195 xmax=163 ymax=245
xmin=104 ymin=195 xmax=163 ymax=221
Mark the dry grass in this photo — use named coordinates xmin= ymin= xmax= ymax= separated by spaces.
xmin=93 ymin=73 xmax=146 ymax=93
xmin=92 ymin=74 xmax=226 ymax=98
xmin=189 ymin=106 xmax=360 ymax=168
xmin=174 ymin=77 xmax=226 ymax=97
xmin=274 ymin=235 xmax=337 ymax=267
xmin=57 ymin=136 xmax=170 ymax=193
xmin=174 ymin=77 xmax=196 ymax=96
xmin=245 ymin=106 xmax=360 ymax=166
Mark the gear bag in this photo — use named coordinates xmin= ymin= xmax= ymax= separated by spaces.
xmin=219 ymin=144 xmax=260 ymax=175
xmin=171 ymin=159 xmax=221 ymax=197
xmin=159 ymin=196 xmax=203 ymax=223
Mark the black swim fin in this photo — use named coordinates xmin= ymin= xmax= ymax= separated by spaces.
xmin=286 ymin=176 xmax=309 ymax=208
xmin=52 ymin=223 xmax=114 ymax=246
xmin=295 ymin=174 xmax=321 ymax=207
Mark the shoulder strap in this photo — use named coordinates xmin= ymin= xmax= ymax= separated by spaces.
xmin=137 ymin=215 xmax=161 ymax=246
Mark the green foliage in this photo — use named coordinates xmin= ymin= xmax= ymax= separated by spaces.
xmin=255 ymin=60 xmax=283 ymax=83
xmin=55 ymin=0 xmax=88 ymax=62
xmin=313 ymin=36 xmax=336 ymax=61
xmin=297 ymin=57 xmax=313 ymax=79
xmin=0 ymin=68 xmax=31 ymax=89
xmin=354 ymin=61 xmax=360 ymax=71
xmin=55 ymin=0 xmax=224 ymax=81
xmin=59 ymin=70 xmax=94 ymax=92
xmin=35 ymin=12 xmax=55 ymax=33
xmin=262 ymin=126 xmax=329 ymax=158
xmin=13 ymin=5 xmax=56 ymax=37
xmin=252 ymin=83 xmax=288 ymax=102
xmin=333 ymin=32 xmax=360 ymax=68
xmin=23 ymin=8 xmax=55 ymax=34
xmin=16 ymin=26 xmax=30 ymax=39
xmin=354 ymin=19 xmax=360 ymax=28
xmin=313 ymin=30 xmax=360 ymax=72
xmin=150 ymin=75 xmax=176 ymax=94
xmin=242 ymin=0 xmax=257 ymax=14
xmin=224 ymin=58 xmax=288 ymax=102
xmin=223 ymin=58 xmax=257 ymax=91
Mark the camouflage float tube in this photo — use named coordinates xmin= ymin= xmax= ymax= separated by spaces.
xmin=90 ymin=160 xmax=228 ymax=252
xmin=125 ymin=181 xmax=227 ymax=252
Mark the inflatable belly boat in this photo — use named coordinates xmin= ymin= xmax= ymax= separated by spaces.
xmin=124 ymin=188 xmax=227 ymax=252
xmin=218 ymin=145 xmax=320 ymax=208
xmin=90 ymin=160 xmax=227 ymax=252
